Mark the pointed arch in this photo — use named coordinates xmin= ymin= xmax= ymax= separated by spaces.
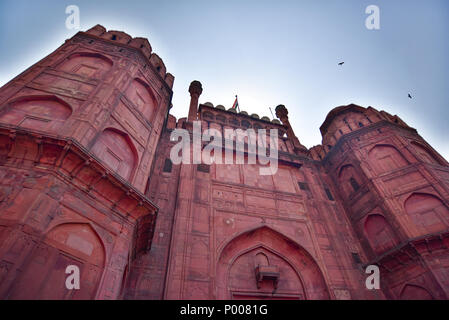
xmin=411 ymin=141 xmax=445 ymax=166
xmin=368 ymin=144 xmax=408 ymax=175
xmin=216 ymin=225 xmax=329 ymax=300
xmin=91 ymin=128 xmax=138 ymax=181
xmin=45 ymin=222 xmax=106 ymax=267
xmin=364 ymin=214 xmax=399 ymax=254
xmin=126 ymin=78 xmax=158 ymax=121
xmin=59 ymin=52 xmax=113 ymax=78
xmin=338 ymin=164 xmax=361 ymax=198
xmin=404 ymin=193 xmax=449 ymax=234
xmin=400 ymin=284 xmax=434 ymax=300
xmin=8 ymin=222 xmax=106 ymax=300
xmin=0 ymin=95 xmax=72 ymax=134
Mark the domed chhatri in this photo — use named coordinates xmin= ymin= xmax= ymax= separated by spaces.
xmin=250 ymin=113 xmax=260 ymax=119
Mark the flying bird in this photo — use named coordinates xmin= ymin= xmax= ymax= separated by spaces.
xmin=338 ymin=62 xmax=345 ymax=66
xmin=408 ymin=93 xmax=412 ymax=99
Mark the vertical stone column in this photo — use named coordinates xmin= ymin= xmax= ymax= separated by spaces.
xmin=188 ymin=80 xmax=203 ymax=122
xmin=275 ymin=104 xmax=308 ymax=154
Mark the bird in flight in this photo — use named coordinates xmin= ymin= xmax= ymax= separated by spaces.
xmin=338 ymin=62 xmax=344 ymax=66
xmin=408 ymin=93 xmax=412 ymax=99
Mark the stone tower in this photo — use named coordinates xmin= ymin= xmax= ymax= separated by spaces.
xmin=0 ymin=25 xmax=173 ymax=299
xmin=311 ymin=104 xmax=449 ymax=299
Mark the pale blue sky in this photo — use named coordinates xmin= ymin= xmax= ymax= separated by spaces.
xmin=1 ymin=0 xmax=448 ymax=159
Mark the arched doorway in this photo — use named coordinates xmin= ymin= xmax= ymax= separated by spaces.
xmin=216 ymin=226 xmax=329 ymax=300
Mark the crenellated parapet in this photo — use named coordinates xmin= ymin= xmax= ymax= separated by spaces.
xmin=83 ymin=25 xmax=174 ymax=90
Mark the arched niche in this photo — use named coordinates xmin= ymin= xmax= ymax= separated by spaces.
xmin=368 ymin=144 xmax=408 ymax=175
xmin=364 ymin=214 xmax=399 ymax=255
xmin=400 ymin=284 xmax=433 ymax=300
xmin=404 ymin=193 xmax=449 ymax=235
xmin=338 ymin=164 xmax=361 ymax=198
xmin=216 ymin=226 xmax=329 ymax=300
xmin=255 ymin=252 xmax=270 ymax=267
xmin=411 ymin=141 xmax=444 ymax=166
xmin=91 ymin=128 xmax=138 ymax=181
xmin=45 ymin=223 xmax=105 ymax=267
xmin=126 ymin=78 xmax=157 ymax=121
xmin=59 ymin=52 xmax=113 ymax=78
xmin=8 ymin=223 xmax=106 ymax=300
xmin=0 ymin=95 xmax=72 ymax=134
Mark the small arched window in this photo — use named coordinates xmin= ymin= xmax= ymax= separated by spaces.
xmin=255 ymin=252 xmax=269 ymax=267
xmin=350 ymin=177 xmax=360 ymax=191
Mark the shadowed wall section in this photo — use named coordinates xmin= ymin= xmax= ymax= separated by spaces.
xmin=364 ymin=214 xmax=399 ymax=255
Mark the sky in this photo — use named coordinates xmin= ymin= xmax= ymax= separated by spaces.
xmin=1 ymin=0 xmax=448 ymax=159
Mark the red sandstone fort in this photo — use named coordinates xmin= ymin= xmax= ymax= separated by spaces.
xmin=0 ymin=25 xmax=448 ymax=300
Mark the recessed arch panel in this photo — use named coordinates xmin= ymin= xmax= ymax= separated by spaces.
xmin=0 ymin=95 xmax=72 ymax=134
xmin=364 ymin=214 xmax=399 ymax=255
xmin=59 ymin=52 xmax=113 ymax=78
xmin=400 ymin=284 xmax=433 ymax=300
xmin=368 ymin=144 xmax=408 ymax=175
xmin=411 ymin=141 xmax=444 ymax=166
xmin=126 ymin=78 xmax=157 ymax=120
xmin=216 ymin=226 xmax=329 ymax=300
xmin=338 ymin=164 xmax=360 ymax=198
xmin=8 ymin=223 xmax=106 ymax=300
xmin=91 ymin=128 xmax=138 ymax=181
xmin=404 ymin=193 xmax=449 ymax=234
